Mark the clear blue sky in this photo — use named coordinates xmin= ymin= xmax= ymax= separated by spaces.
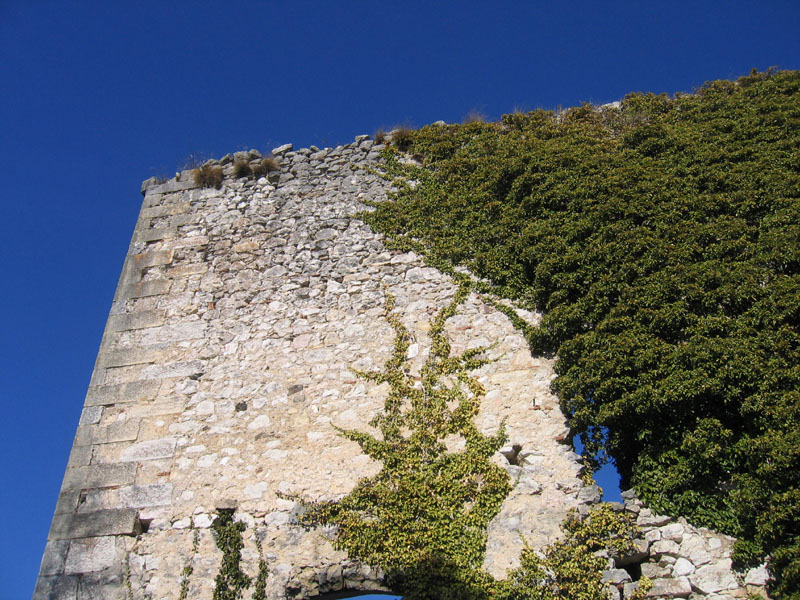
xmin=2 ymin=1 xmax=798 ymax=597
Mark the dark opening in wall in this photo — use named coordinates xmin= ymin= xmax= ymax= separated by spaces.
xmin=622 ymin=562 xmax=641 ymax=582
xmin=134 ymin=516 xmax=152 ymax=535
xmin=500 ymin=443 xmax=522 ymax=465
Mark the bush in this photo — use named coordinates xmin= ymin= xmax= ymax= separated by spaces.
xmin=232 ymin=159 xmax=252 ymax=179
xmin=252 ymin=157 xmax=279 ymax=178
xmin=391 ymin=125 xmax=414 ymax=151
xmin=463 ymin=110 xmax=486 ymax=124
xmin=194 ymin=164 xmax=224 ymax=189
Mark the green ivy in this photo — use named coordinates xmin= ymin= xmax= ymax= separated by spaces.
xmin=211 ymin=510 xmax=251 ymax=600
xmin=363 ymin=69 xmax=800 ymax=598
xmin=178 ymin=527 xmax=200 ymax=600
xmin=251 ymin=535 xmax=269 ymax=600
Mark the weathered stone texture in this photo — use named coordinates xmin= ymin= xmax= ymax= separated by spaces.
xmin=36 ymin=135 xmax=764 ymax=600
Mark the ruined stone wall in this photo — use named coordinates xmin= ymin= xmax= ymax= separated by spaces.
xmin=35 ymin=135 xmax=767 ymax=600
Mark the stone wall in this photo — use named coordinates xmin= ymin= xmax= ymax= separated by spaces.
xmin=35 ymin=134 xmax=767 ymax=600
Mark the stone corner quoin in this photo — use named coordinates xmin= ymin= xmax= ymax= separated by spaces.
xmin=34 ymin=137 xmax=765 ymax=600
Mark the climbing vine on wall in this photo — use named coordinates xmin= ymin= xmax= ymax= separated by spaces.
xmin=211 ymin=509 xmax=252 ymax=600
xmin=293 ymin=285 xmax=649 ymax=600
xmin=295 ymin=284 xmax=511 ymax=599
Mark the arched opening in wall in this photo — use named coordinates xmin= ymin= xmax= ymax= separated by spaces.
xmin=311 ymin=592 xmax=402 ymax=600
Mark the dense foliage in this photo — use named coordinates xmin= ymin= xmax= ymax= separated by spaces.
xmin=362 ymin=70 xmax=800 ymax=597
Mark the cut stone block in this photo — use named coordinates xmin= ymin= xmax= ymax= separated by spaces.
xmin=107 ymin=310 xmax=166 ymax=332
xmin=123 ymin=279 xmax=171 ymax=298
xmin=141 ymin=201 xmax=191 ymax=218
xmin=150 ymin=360 xmax=205 ymax=379
xmin=85 ymin=380 xmax=161 ymax=407
xmin=133 ymin=227 xmax=175 ymax=243
xmin=119 ymin=437 xmax=176 ymax=462
xmin=83 ymin=463 xmax=138 ymax=488
xmin=139 ymin=321 xmax=206 ymax=345
xmin=33 ymin=574 xmax=78 ymax=600
xmin=50 ymin=510 xmax=138 ymax=539
xmin=131 ymin=248 xmax=174 ymax=269
xmin=119 ymin=483 xmax=173 ymax=508
xmin=126 ymin=399 xmax=185 ymax=418
xmin=74 ymin=420 xmax=140 ymax=446
xmin=66 ymin=444 xmax=92 ymax=467
xmin=79 ymin=406 xmax=103 ymax=425
xmin=54 ymin=489 xmax=81 ymax=515
xmin=100 ymin=347 xmax=162 ymax=368
xmin=64 ymin=536 xmax=118 ymax=573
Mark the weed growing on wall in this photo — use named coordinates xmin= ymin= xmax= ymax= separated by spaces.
xmin=361 ymin=69 xmax=800 ymax=597
xmin=251 ymin=535 xmax=269 ymax=600
xmin=195 ymin=164 xmax=224 ymax=189
xmin=252 ymin=157 xmax=280 ymax=178
xmin=233 ymin=159 xmax=253 ymax=179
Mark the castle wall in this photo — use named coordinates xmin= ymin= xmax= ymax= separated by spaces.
xmin=34 ymin=138 xmax=590 ymax=599
xmin=35 ymin=136 xmax=767 ymax=600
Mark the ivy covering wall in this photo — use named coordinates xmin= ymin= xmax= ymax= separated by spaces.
xmin=295 ymin=287 xmax=649 ymax=600
xmin=362 ymin=70 xmax=800 ymax=598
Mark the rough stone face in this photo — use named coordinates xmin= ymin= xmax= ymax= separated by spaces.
xmin=672 ymin=557 xmax=695 ymax=577
xmin=646 ymin=576 xmax=692 ymax=598
xmin=603 ymin=568 xmax=632 ymax=585
xmin=689 ymin=561 xmax=740 ymax=594
xmin=36 ymin=135 xmax=767 ymax=600
xmin=745 ymin=563 xmax=770 ymax=586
